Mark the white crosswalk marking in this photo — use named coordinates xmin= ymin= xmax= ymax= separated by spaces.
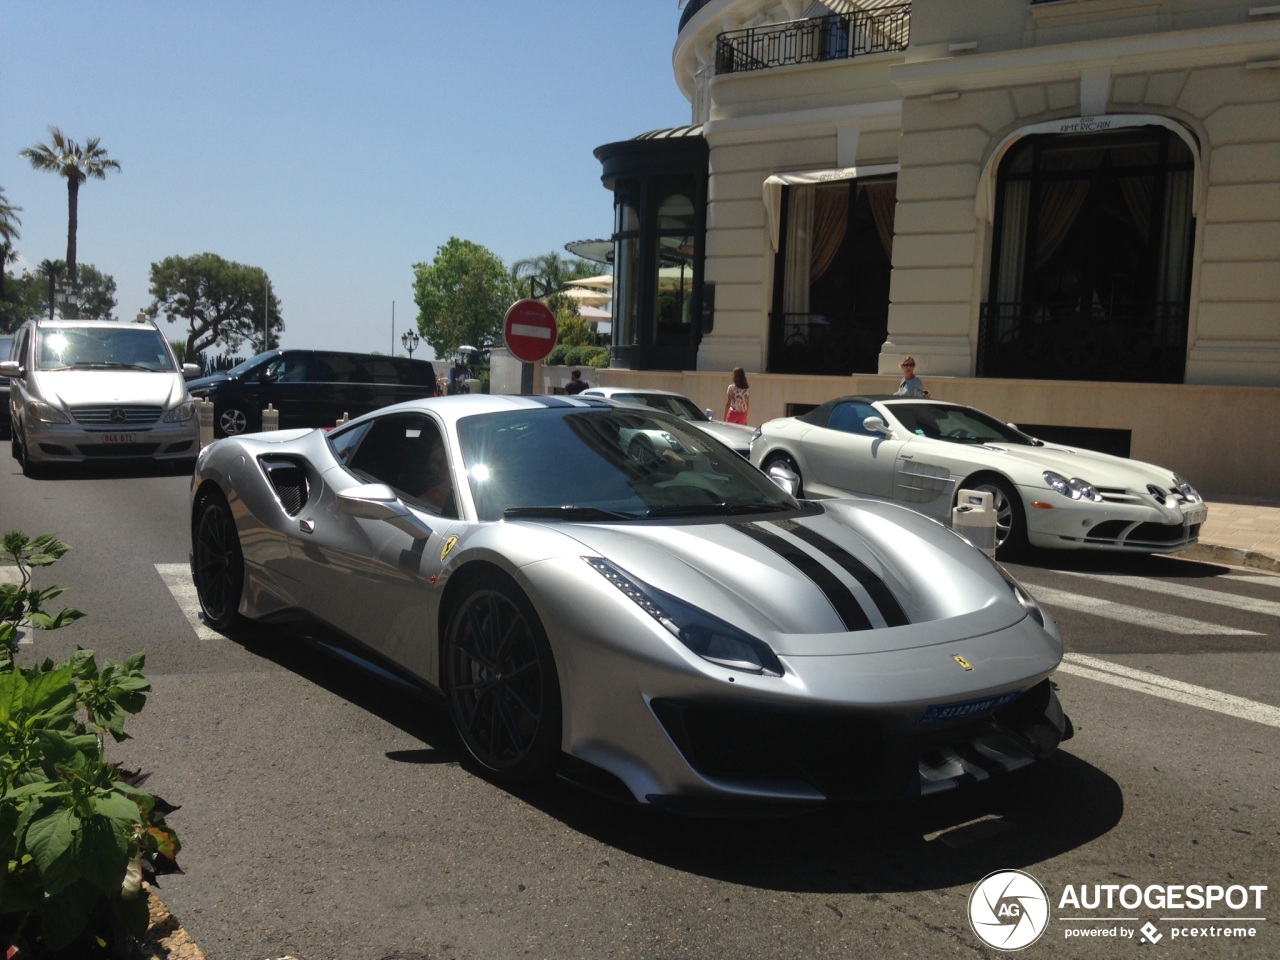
xmin=1051 ymin=569 xmax=1280 ymax=618
xmin=1020 ymin=582 xmax=1262 ymax=636
xmin=1060 ymin=653 xmax=1280 ymax=728
xmin=155 ymin=562 xmax=224 ymax=640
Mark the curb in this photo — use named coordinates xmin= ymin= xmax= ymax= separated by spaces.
xmin=1172 ymin=543 xmax=1280 ymax=574
xmin=134 ymin=887 xmax=205 ymax=960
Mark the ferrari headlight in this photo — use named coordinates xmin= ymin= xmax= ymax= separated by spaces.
xmin=164 ymin=400 xmax=196 ymax=423
xmin=1043 ymin=470 xmax=1102 ymax=502
xmin=988 ymin=557 xmax=1047 ymax=629
xmin=1171 ymin=474 xmax=1200 ymax=501
xmin=26 ymin=400 xmax=70 ymax=424
xmin=585 ymin=557 xmax=783 ymax=677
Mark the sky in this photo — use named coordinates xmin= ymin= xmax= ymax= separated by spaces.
xmin=1 ymin=1 xmax=694 ymax=361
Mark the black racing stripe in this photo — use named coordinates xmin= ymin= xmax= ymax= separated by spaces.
xmin=774 ymin=523 xmax=910 ymax=627
xmin=735 ymin=523 xmax=873 ymax=631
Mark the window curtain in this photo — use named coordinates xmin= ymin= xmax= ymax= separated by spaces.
xmin=1157 ymin=169 xmax=1194 ymax=302
xmin=809 ymin=183 xmax=849 ymax=284
xmin=783 ymin=185 xmax=815 ymax=316
xmin=859 ymin=180 xmax=897 ymax=259
xmin=1033 ymin=147 xmax=1102 ymax=269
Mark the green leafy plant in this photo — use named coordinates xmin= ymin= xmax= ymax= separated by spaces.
xmin=1 ymin=533 xmax=181 ymax=957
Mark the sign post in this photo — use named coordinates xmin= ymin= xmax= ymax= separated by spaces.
xmin=503 ymin=299 xmax=559 ymax=395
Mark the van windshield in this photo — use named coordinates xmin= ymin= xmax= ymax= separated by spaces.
xmin=37 ymin=327 xmax=177 ymax=373
xmin=226 ymin=351 xmax=279 ymax=377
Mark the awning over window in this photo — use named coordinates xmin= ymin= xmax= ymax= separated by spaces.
xmin=763 ymin=164 xmax=898 ymax=251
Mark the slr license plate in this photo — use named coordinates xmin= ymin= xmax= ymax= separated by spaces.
xmin=1186 ymin=505 xmax=1208 ymax=526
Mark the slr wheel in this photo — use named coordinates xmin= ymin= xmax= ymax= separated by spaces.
xmin=443 ymin=572 xmax=561 ymax=784
xmin=192 ymin=492 xmax=246 ymax=631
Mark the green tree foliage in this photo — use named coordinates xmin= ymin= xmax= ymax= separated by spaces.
xmin=0 ymin=186 xmax=21 ymax=313
xmin=18 ymin=127 xmax=120 ymax=288
xmin=509 ymin=250 xmax=598 ymax=300
xmin=147 ymin=252 xmax=282 ymax=358
xmin=2 ymin=260 xmax=117 ymax=324
xmin=412 ymin=237 xmax=516 ymax=359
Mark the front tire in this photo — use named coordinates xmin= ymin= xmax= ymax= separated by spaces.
xmin=967 ymin=476 xmax=1029 ymax=559
xmin=192 ymin=491 xmax=246 ymax=631
xmin=443 ymin=571 xmax=562 ymax=785
xmin=218 ymin=406 xmax=249 ymax=437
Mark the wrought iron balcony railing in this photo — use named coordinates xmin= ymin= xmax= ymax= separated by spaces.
xmin=715 ymin=4 xmax=911 ymax=76
xmin=977 ymin=301 xmax=1189 ymax=383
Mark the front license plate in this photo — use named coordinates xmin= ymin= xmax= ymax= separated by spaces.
xmin=920 ymin=690 xmax=1023 ymax=724
xmin=1185 ymin=504 xmax=1208 ymax=525
xmin=100 ymin=433 xmax=137 ymax=444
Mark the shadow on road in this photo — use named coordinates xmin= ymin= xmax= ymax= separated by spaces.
xmin=226 ymin=624 xmax=1122 ymax=897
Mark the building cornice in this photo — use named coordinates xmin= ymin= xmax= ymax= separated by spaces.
xmin=702 ymin=99 xmax=902 ymax=146
xmin=891 ymin=19 xmax=1280 ymax=96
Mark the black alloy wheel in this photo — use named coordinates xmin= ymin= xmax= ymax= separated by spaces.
xmin=192 ymin=492 xmax=246 ymax=631
xmin=443 ymin=572 xmax=562 ymax=785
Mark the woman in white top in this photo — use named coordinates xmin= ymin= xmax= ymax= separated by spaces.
xmin=724 ymin=367 xmax=750 ymax=424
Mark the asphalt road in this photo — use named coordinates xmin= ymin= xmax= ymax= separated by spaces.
xmin=2 ymin=459 xmax=1277 ymax=960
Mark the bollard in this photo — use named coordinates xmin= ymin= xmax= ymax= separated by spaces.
xmin=952 ymin=488 xmax=997 ymax=557
xmin=196 ymin=399 xmax=215 ymax=448
xmin=261 ymin=403 xmax=280 ymax=431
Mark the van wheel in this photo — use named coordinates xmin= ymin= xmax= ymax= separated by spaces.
xmin=18 ymin=427 xmax=48 ymax=479
xmin=218 ymin=407 xmax=249 ymax=436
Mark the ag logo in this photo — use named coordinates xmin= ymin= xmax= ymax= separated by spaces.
xmin=968 ymin=869 xmax=1050 ymax=951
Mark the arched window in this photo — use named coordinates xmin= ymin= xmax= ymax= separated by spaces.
xmin=979 ymin=125 xmax=1195 ymax=383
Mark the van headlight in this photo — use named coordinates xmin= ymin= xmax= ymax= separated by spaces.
xmin=164 ymin=400 xmax=196 ymax=423
xmin=26 ymin=400 xmax=70 ymax=424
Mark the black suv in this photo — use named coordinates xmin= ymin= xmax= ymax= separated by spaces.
xmin=187 ymin=349 xmax=439 ymax=437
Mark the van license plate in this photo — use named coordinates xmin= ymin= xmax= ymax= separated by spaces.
xmin=101 ymin=433 xmax=137 ymax=444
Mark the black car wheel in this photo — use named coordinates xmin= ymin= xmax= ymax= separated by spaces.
xmin=762 ymin=452 xmax=804 ymax=499
xmin=192 ymin=491 xmax=246 ymax=631
xmin=968 ymin=476 xmax=1029 ymax=559
xmin=218 ymin=406 xmax=249 ymax=436
xmin=443 ymin=571 xmax=561 ymax=785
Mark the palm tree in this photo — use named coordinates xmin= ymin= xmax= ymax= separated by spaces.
xmin=0 ymin=186 xmax=21 ymax=306
xmin=510 ymin=251 xmax=597 ymax=299
xmin=19 ymin=127 xmax=120 ymax=287
xmin=37 ymin=259 xmax=63 ymax=320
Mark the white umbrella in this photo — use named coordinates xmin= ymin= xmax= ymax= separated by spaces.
xmin=577 ymin=304 xmax=612 ymax=324
xmin=564 ymin=275 xmax=613 ymax=291
xmin=556 ymin=287 xmax=612 ymax=308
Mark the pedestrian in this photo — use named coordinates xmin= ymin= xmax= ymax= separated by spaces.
xmin=563 ymin=369 xmax=589 ymax=395
xmin=724 ymin=367 xmax=750 ymax=424
xmin=894 ymin=355 xmax=928 ymax=398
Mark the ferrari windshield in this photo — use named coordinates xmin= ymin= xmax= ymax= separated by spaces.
xmin=458 ymin=407 xmax=794 ymax=522
xmin=886 ymin=402 xmax=1039 ymax=446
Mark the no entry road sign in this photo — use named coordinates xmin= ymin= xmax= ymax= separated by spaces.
xmin=503 ymin=299 xmax=559 ymax=363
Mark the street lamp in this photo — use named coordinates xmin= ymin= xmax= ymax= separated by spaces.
xmin=401 ymin=329 xmax=420 ymax=358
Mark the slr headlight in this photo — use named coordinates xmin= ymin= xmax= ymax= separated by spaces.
xmin=1171 ymin=474 xmax=1200 ymax=501
xmin=586 ymin=557 xmax=783 ymax=676
xmin=26 ymin=400 xmax=70 ymax=424
xmin=164 ymin=400 xmax=197 ymax=423
xmin=1043 ymin=471 xmax=1102 ymax=502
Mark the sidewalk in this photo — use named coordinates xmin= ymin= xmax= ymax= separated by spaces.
xmin=1177 ymin=498 xmax=1280 ymax=573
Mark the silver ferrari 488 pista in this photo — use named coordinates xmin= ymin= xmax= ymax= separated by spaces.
xmin=190 ymin=394 xmax=1071 ymax=813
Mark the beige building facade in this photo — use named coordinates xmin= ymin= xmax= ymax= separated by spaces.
xmin=590 ymin=0 xmax=1280 ymax=499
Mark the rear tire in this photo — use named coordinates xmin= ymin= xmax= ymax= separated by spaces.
xmin=192 ymin=491 xmax=247 ymax=631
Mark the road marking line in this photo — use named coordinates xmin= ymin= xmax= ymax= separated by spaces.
xmin=1060 ymin=653 xmax=1280 ymax=728
xmin=155 ymin=563 xmax=223 ymax=640
xmin=1224 ymin=574 xmax=1280 ymax=587
xmin=1021 ymin=583 xmax=1262 ymax=636
xmin=1052 ymin=570 xmax=1280 ymax=617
